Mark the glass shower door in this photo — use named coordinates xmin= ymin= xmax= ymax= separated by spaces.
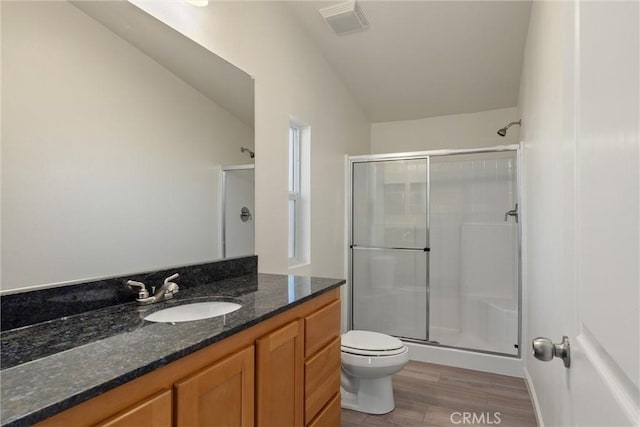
xmin=428 ymin=152 xmax=519 ymax=355
xmin=351 ymin=158 xmax=429 ymax=341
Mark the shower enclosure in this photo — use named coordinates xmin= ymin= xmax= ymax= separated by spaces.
xmin=222 ymin=165 xmax=255 ymax=258
xmin=349 ymin=146 xmax=520 ymax=357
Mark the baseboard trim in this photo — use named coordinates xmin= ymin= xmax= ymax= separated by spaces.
xmin=523 ymin=366 xmax=544 ymax=427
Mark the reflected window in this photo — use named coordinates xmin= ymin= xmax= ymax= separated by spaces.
xmin=288 ymin=118 xmax=309 ymax=266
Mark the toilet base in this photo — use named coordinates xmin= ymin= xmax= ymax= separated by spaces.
xmin=340 ymin=376 xmax=395 ymax=415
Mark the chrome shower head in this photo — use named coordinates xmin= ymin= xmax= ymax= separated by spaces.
xmin=497 ymin=120 xmax=521 ymax=137
xmin=241 ymin=147 xmax=255 ymax=158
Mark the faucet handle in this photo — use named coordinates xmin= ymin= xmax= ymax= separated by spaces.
xmin=127 ymin=280 xmax=149 ymax=299
xmin=164 ymin=273 xmax=179 ymax=285
xmin=163 ymin=273 xmax=180 ymax=298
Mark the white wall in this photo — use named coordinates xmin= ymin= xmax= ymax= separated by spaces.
xmin=131 ymin=1 xmax=371 ymax=278
xmin=370 ymin=107 xmax=520 ymax=154
xmin=1 ymin=1 xmax=253 ymax=291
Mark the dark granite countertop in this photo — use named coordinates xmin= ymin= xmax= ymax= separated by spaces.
xmin=0 ymin=273 xmax=344 ymax=426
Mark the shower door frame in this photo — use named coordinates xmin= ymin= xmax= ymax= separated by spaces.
xmin=347 ymin=144 xmax=522 ymax=359
xmin=350 ymin=156 xmax=432 ymax=342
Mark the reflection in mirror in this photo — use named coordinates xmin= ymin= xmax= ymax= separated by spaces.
xmin=1 ymin=1 xmax=255 ymax=292
xmin=222 ymin=165 xmax=255 ymax=259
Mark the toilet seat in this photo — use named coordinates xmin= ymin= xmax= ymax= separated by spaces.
xmin=341 ymin=330 xmax=406 ymax=356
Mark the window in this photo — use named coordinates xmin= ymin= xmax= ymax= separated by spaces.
xmin=288 ymin=118 xmax=309 ymax=266
xmin=288 ymin=126 xmax=300 ymax=261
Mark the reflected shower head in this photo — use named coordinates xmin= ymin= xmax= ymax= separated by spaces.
xmin=497 ymin=120 xmax=522 ymax=137
xmin=241 ymin=147 xmax=255 ymax=158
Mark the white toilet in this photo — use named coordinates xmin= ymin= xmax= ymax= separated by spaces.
xmin=340 ymin=330 xmax=410 ymax=414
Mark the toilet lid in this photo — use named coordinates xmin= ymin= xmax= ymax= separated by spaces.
xmin=341 ymin=330 xmax=404 ymax=354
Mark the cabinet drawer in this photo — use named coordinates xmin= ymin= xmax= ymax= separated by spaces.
xmin=95 ymin=390 xmax=172 ymax=427
xmin=307 ymin=393 xmax=340 ymax=427
xmin=304 ymin=337 xmax=341 ymax=424
xmin=305 ymin=299 xmax=340 ymax=358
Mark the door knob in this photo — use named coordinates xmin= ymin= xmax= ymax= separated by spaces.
xmin=532 ymin=336 xmax=571 ymax=368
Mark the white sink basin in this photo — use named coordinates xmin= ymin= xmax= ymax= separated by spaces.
xmin=144 ymin=301 xmax=242 ymax=323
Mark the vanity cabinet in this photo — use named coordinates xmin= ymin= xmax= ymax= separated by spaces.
xmin=256 ymin=320 xmax=304 ymax=426
xmin=304 ymin=337 xmax=341 ymax=425
xmin=307 ymin=393 xmax=341 ymax=427
xmin=95 ymin=390 xmax=172 ymax=427
xmin=175 ymin=346 xmax=254 ymax=427
xmin=35 ymin=288 xmax=340 ymax=427
xmin=303 ymin=300 xmax=341 ymax=426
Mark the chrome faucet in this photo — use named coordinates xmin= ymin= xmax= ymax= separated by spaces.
xmin=127 ymin=273 xmax=180 ymax=305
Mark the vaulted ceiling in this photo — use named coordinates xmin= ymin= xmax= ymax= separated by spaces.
xmin=74 ymin=1 xmax=255 ymax=129
xmin=288 ymin=1 xmax=531 ymax=123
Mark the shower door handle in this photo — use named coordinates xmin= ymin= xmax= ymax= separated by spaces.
xmin=350 ymin=245 xmax=429 ymax=252
xmin=504 ymin=203 xmax=518 ymax=223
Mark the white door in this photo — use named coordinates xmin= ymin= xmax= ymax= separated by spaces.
xmin=567 ymin=2 xmax=639 ymax=425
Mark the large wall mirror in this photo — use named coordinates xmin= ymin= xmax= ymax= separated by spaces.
xmin=1 ymin=1 xmax=255 ymax=292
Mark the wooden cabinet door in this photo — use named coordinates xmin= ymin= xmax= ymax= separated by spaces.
xmin=174 ymin=345 xmax=254 ymax=427
xmin=256 ymin=319 xmax=304 ymax=427
xmin=95 ymin=390 xmax=172 ymax=427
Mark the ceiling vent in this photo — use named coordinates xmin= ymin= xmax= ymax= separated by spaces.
xmin=319 ymin=1 xmax=369 ymax=35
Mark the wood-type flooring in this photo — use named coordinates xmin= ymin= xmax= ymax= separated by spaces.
xmin=342 ymin=361 xmax=537 ymax=427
